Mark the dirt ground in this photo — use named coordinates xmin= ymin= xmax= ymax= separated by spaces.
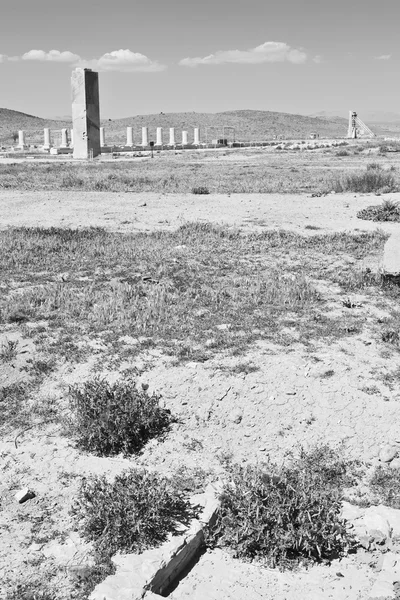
xmin=1 ymin=188 xmax=400 ymax=236
xmin=1 ymin=188 xmax=400 ymax=600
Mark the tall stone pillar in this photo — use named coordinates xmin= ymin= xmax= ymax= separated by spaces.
xmin=156 ymin=127 xmax=163 ymax=146
xmin=169 ymin=128 xmax=175 ymax=146
xmin=17 ymin=130 xmax=26 ymax=149
xmin=70 ymin=129 xmax=74 ymax=148
xmin=43 ymin=128 xmax=51 ymax=150
xmin=182 ymin=131 xmax=188 ymax=145
xmin=126 ymin=127 xmax=133 ymax=146
xmin=61 ymin=128 xmax=69 ymax=147
xmin=71 ymin=68 xmax=100 ymax=159
xmin=100 ymin=127 xmax=106 ymax=147
xmin=193 ymin=128 xmax=200 ymax=145
xmin=141 ymin=127 xmax=149 ymax=146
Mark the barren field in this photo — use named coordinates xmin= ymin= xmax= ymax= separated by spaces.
xmin=2 ymin=147 xmax=400 ymax=600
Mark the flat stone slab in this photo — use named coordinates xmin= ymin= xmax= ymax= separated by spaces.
xmin=90 ymin=483 xmax=221 ymax=600
xmin=383 ymin=232 xmax=400 ymax=275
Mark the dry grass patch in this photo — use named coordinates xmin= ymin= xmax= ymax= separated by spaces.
xmin=0 ymin=225 xmax=388 ymax=367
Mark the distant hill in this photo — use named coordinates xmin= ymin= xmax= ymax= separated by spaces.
xmin=1 ymin=106 xmax=395 ymax=146
xmin=0 ymin=108 xmax=72 ymax=145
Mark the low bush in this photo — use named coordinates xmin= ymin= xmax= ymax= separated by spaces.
xmin=336 ymin=150 xmax=349 ymax=157
xmin=369 ymin=465 xmax=400 ymax=508
xmin=357 ymin=199 xmax=400 ymax=222
xmin=208 ymin=447 xmax=356 ymax=567
xmin=68 ymin=377 xmax=172 ymax=456
xmin=192 ymin=186 xmax=210 ymax=195
xmin=333 ymin=170 xmax=398 ymax=194
xmin=73 ymin=468 xmax=196 ymax=556
xmin=366 ymin=162 xmax=382 ymax=171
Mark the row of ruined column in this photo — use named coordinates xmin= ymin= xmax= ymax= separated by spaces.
xmin=107 ymin=126 xmax=200 ymax=147
xmin=15 ymin=127 xmax=201 ymax=150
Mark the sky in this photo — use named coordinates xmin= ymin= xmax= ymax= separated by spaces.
xmin=0 ymin=0 xmax=399 ymax=119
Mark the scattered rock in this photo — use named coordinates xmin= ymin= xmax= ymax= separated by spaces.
xmin=363 ymin=508 xmax=392 ymax=542
xmin=379 ymin=445 xmax=398 ymax=463
xmin=390 ymin=458 xmax=400 ymax=470
xmin=369 ymin=578 xmax=395 ymax=599
xmin=216 ymin=323 xmax=231 ymax=331
xmin=229 ymin=410 xmax=243 ymax=424
xmin=14 ymin=488 xmax=36 ymax=504
xmin=383 ymin=233 xmax=400 ymax=277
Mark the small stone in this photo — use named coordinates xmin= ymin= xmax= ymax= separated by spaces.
xmin=258 ymin=447 xmax=266 ymax=452
xmin=216 ymin=323 xmax=231 ymax=331
xmin=390 ymin=458 xmax=400 ymax=470
xmin=15 ymin=488 xmax=36 ymax=504
xmin=230 ymin=409 xmax=243 ymax=424
xmin=141 ymin=382 xmax=149 ymax=391
xmin=379 ymin=445 xmax=398 ymax=463
xmin=369 ymin=578 xmax=395 ymax=599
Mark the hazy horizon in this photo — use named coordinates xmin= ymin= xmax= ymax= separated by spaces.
xmin=1 ymin=0 xmax=399 ymax=119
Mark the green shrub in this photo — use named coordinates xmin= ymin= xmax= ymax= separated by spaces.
xmin=357 ymin=199 xmax=400 ymax=222
xmin=333 ymin=170 xmax=397 ymax=193
xmin=73 ymin=468 xmax=196 ymax=556
xmin=68 ymin=377 xmax=172 ymax=456
xmin=208 ymin=448 xmax=356 ymax=567
xmin=366 ymin=162 xmax=382 ymax=171
xmin=192 ymin=186 xmax=210 ymax=195
xmin=336 ymin=150 xmax=349 ymax=157
xmin=369 ymin=465 xmax=400 ymax=508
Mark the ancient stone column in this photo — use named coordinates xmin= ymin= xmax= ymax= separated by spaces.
xmin=69 ymin=129 xmax=74 ymax=148
xmin=126 ymin=127 xmax=133 ymax=146
xmin=100 ymin=127 xmax=106 ymax=147
xmin=141 ymin=127 xmax=149 ymax=146
xmin=71 ymin=68 xmax=100 ymax=159
xmin=43 ymin=128 xmax=51 ymax=150
xmin=169 ymin=128 xmax=175 ymax=146
xmin=182 ymin=131 xmax=188 ymax=145
xmin=193 ymin=128 xmax=200 ymax=145
xmin=156 ymin=127 xmax=163 ymax=146
xmin=61 ymin=128 xmax=69 ymax=147
xmin=17 ymin=130 xmax=26 ymax=149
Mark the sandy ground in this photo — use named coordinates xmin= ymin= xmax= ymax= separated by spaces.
xmin=1 ymin=189 xmax=400 ymax=600
xmin=0 ymin=189 xmax=400 ymax=235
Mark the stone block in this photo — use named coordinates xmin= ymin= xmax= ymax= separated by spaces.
xmin=71 ymin=68 xmax=100 ymax=159
xmin=383 ymin=234 xmax=400 ymax=276
xmin=90 ymin=484 xmax=221 ymax=600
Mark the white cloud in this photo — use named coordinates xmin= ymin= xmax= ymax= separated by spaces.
xmin=179 ymin=41 xmax=308 ymax=67
xmin=0 ymin=48 xmax=165 ymax=72
xmin=313 ymin=55 xmax=323 ymax=64
xmin=374 ymin=54 xmax=391 ymax=60
xmin=79 ymin=49 xmax=166 ymax=72
xmin=22 ymin=49 xmax=80 ymax=62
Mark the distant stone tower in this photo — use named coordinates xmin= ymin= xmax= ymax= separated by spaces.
xmin=347 ymin=111 xmax=375 ymax=139
xmin=71 ymin=68 xmax=101 ymax=159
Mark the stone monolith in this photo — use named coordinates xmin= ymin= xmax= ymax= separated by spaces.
xmin=182 ymin=131 xmax=188 ymax=145
xmin=193 ymin=128 xmax=200 ymax=145
xmin=169 ymin=128 xmax=175 ymax=146
xmin=71 ymin=68 xmax=100 ymax=159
